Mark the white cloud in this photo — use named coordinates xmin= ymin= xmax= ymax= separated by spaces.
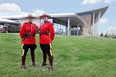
xmin=104 ymin=0 xmax=114 ymax=3
xmin=0 ymin=3 xmax=21 ymax=12
xmin=33 ymin=9 xmax=47 ymax=17
xmin=99 ymin=18 xmax=108 ymax=24
xmin=81 ymin=0 xmax=102 ymax=5
xmin=81 ymin=0 xmax=114 ymax=4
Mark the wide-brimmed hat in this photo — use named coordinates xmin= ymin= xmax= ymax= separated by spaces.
xmin=25 ymin=13 xmax=35 ymax=19
xmin=39 ymin=13 xmax=51 ymax=18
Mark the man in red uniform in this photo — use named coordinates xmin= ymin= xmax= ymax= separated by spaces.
xmin=20 ymin=13 xmax=37 ymax=70
xmin=39 ymin=13 xmax=55 ymax=70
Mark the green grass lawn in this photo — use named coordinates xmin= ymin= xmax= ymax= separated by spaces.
xmin=0 ymin=33 xmax=116 ymax=77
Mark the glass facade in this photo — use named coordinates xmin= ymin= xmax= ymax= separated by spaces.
xmin=52 ymin=18 xmax=67 ymax=35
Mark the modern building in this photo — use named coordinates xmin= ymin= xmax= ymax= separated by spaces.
xmin=50 ymin=6 xmax=109 ymax=36
xmin=0 ymin=18 xmax=20 ymax=33
xmin=0 ymin=6 xmax=109 ymax=36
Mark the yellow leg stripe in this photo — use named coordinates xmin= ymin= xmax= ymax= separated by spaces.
xmin=50 ymin=43 xmax=53 ymax=56
xmin=21 ymin=44 xmax=24 ymax=48
xmin=21 ymin=44 xmax=24 ymax=56
xmin=22 ymin=49 xmax=24 ymax=56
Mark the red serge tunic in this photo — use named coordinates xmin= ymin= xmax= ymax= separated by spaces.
xmin=20 ymin=22 xmax=37 ymax=45
xmin=39 ymin=21 xmax=55 ymax=44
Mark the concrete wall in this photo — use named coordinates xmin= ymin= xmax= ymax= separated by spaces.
xmin=18 ymin=19 xmax=40 ymax=28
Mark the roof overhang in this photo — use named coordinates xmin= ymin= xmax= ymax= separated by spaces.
xmin=77 ymin=6 xmax=109 ymax=24
xmin=49 ymin=13 xmax=86 ymax=27
xmin=0 ymin=18 xmax=21 ymax=25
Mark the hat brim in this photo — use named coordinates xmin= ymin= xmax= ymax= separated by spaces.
xmin=25 ymin=16 xmax=36 ymax=19
xmin=39 ymin=15 xmax=51 ymax=18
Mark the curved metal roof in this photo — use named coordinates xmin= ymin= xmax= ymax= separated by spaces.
xmin=77 ymin=6 xmax=109 ymax=24
xmin=0 ymin=18 xmax=21 ymax=25
xmin=49 ymin=13 xmax=86 ymax=27
xmin=0 ymin=6 xmax=109 ymax=27
xmin=77 ymin=6 xmax=109 ymax=16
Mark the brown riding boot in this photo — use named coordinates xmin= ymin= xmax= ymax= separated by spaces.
xmin=48 ymin=55 xmax=53 ymax=70
xmin=21 ymin=56 xmax=26 ymax=70
xmin=41 ymin=53 xmax=47 ymax=66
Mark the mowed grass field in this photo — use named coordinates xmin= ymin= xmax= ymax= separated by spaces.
xmin=0 ymin=33 xmax=116 ymax=77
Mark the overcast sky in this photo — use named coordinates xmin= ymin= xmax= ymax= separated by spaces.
xmin=0 ymin=0 xmax=116 ymax=33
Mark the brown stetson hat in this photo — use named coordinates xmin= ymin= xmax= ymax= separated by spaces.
xmin=39 ymin=13 xmax=51 ymax=18
xmin=25 ymin=13 xmax=35 ymax=19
